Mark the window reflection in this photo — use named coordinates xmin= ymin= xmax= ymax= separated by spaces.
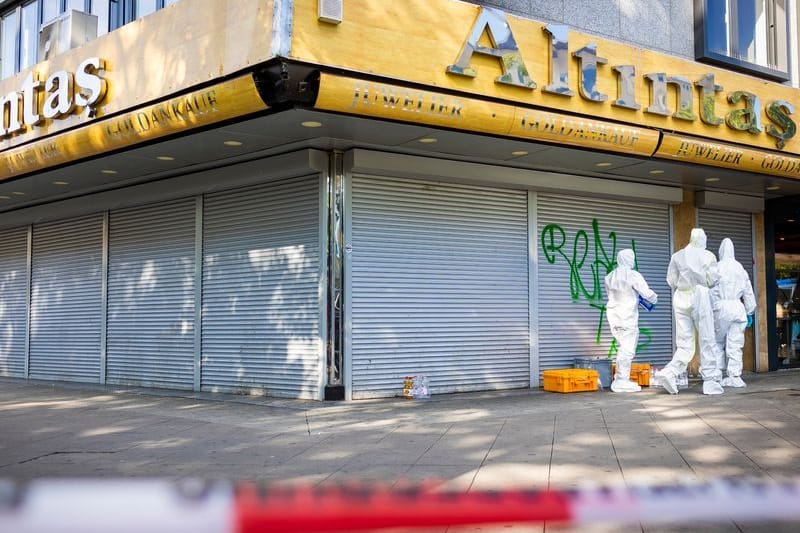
xmin=776 ymin=270 xmax=800 ymax=363
xmin=42 ymin=0 xmax=60 ymax=24
xmin=67 ymin=0 xmax=86 ymax=12
xmin=0 ymin=1 xmax=182 ymax=79
xmin=1 ymin=10 xmax=18 ymax=79
xmin=698 ymin=0 xmax=788 ymax=79
xmin=706 ymin=0 xmax=728 ymax=55
xmin=135 ymin=0 xmax=158 ymax=18
xmin=20 ymin=1 xmax=37 ymax=71
xmin=92 ymin=1 xmax=110 ymax=34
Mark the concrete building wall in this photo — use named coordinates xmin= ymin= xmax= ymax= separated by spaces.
xmin=465 ymin=0 xmax=694 ymax=59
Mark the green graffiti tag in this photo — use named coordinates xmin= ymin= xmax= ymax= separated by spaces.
xmin=541 ymin=218 xmax=618 ymax=303
xmin=541 ymin=219 xmax=648 ymax=357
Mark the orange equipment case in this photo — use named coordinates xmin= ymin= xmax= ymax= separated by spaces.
xmin=542 ymin=368 xmax=599 ymax=393
xmin=611 ymin=362 xmax=651 ymax=386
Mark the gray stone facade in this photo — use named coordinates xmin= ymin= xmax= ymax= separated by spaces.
xmin=463 ymin=0 xmax=694 ymax=59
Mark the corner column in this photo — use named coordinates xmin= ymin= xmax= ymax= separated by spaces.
xmin=671 ymin=190 xmax=699 ymax=376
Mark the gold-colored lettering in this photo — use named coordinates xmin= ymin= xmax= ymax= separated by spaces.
xmin=676 ymin=141 xmax=691 ymax=156
xmin=137 ymin=112 xmax=151 ymax=131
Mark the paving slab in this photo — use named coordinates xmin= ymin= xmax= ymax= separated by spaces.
xmin=1 ymin=371 xmax=800 ymax=532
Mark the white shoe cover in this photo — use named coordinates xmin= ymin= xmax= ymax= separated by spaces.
xmin=655 ymin=370 xmax=678 ymax=394
xmin=610 ymin=379 xmax=641 ymax=393
xmin=721 ymin=376 xmax=746 ymax=388
xmin=703 ymin=381 xmax=725 ymax=395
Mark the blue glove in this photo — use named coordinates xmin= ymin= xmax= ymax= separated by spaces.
xmin=638 ymin=295 xmax=655 ymax=312
xmin=746 ymin=314 xmax=754 ymax=328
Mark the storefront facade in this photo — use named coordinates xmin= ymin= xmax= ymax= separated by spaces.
xmin=0 ymin=0 xmax=796 ymax=400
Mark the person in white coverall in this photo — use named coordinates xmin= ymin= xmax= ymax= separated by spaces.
xmin=711 ymin=238 xmax=757 ymax=388
xmin=605 ymin=249 xmax=658 ymax=392
xmin=655 ymin=228 xmax=723 ymax=395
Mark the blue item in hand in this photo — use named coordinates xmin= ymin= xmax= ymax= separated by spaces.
xmin=638 ymin=295 xmax=655 ymax=312
xmin=746 ymin=314 xmax=754 ymax=328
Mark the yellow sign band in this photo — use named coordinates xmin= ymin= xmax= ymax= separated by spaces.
xmin=509 ymin=108 xmax=658 ymax=155
xmin=656 ymin=133 xmax=800 ymax=179
xmin=293 ymin=0 xmax=800 ymax=155
xmin=315 ymin=73 xmax=660 ymax=157
xmin=0 ymin=74 xmax=268 ymax=181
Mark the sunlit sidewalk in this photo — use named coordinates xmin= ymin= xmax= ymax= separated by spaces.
xmin=1 ymin=370 xmax=799 ymax=532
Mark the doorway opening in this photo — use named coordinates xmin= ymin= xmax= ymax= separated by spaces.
xmin=768 ymin=196 xmax=800 ymax=369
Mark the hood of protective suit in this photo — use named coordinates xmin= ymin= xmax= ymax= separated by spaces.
xmin=607 ymin=249 xmax=635 ymax=291
xmin=669 ymin=227 xmax=719 ymax=290
xmin=719 ymin=238 xmax=735 ymax=261
xmin=684 ymin=228 xmax=709 ymax=277
xmin=605 ymin=247 xmax=657 ymax=331
xmin=712 ymin=235 xmax=756 ymax=317
xmin=689 ymin=228 xmax=707 ymax=249
xmin=616 ymin=249 xmax=635 ymax=270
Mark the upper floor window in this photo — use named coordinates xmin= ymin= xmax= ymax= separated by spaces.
xmin=0 ymin=7 xmax=19 ymax=79
xmin=695 ymin=0 xmax=789 ymax=81
xmin=109 ymin=0 xmax=177 ymax=30
xmin=0 ymin=0 xmax=179 ymax=79
xmin=42 ymin=1 xmax=87 ymax=24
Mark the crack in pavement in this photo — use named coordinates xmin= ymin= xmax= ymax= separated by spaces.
xmin=12 ymin=450 xmax=121 ymax=466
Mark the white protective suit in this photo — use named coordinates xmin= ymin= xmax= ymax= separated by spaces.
xmin=711 ymin=238 xmax=756 ymax=388
xmin=604 ymin=249 xmax=658 ymax=392
xmin=656 ymin=228 xmax=723 ymax=395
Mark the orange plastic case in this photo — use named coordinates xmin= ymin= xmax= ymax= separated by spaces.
xmin=542 ymin=369 xmax=599 ymax=393
xmin=631 ymin=365 xmax=651 ymax=386
xmin=611 ymin=363 xmax=651 ymax=386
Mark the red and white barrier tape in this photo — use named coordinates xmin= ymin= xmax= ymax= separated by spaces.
xmin=0 ymin=478 xmax=799 ymax=532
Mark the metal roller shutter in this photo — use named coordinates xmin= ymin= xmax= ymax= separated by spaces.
xmin=106 ymin=199 xmax=196 ymax=389
xmin=537 ymin=194 xmax=673 ymax=372
xmin=0 ymin=227 xmax=28 ymax=377
xmin=350 ymin=176 xmax=530 ymax=399
xmin=201 ymin=177 xmax=321 ymax=398
xmin=697 ymin=209 xmax=754 ymax=280
xmin=29 ymin=215 xmax=103 ymax=382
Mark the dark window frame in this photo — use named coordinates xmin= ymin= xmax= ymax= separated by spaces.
xmin=694 ymin=0 xmax=790 ymax=82
xmin=1 ymin=0 xmax=93 ymax=77
xmin=110 ymin=0 xmax=169 ymax=30
xmin=0 ymin=0 xmax=175 ymax=78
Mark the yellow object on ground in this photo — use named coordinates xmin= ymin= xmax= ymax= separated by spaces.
xmin=543 ymin=369 xmax=599 ymax=393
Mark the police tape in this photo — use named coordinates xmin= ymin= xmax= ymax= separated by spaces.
xmin=0 ymin=477 xmax=799 ymax=532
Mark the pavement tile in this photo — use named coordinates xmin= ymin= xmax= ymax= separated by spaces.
xmin=549 ymin=525 xmax=637 ymax=533
xmin=320 ymin=463 xmax=415 ymax=485
xmin=468 ymin=462 xmax=550 ymax=490
xmin=641 ymin=522 xmax=741 ymax=532
xmin=739 ymin=522 xmax=800 ymax=533
xmin=396 ymin=465 xmax=476 ymax=489
xmin=1 ymin=371 xmax=800 ymax=530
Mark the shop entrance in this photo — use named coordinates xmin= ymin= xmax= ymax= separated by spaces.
xmin=768 ymin=196 xmax=800 ymax=370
